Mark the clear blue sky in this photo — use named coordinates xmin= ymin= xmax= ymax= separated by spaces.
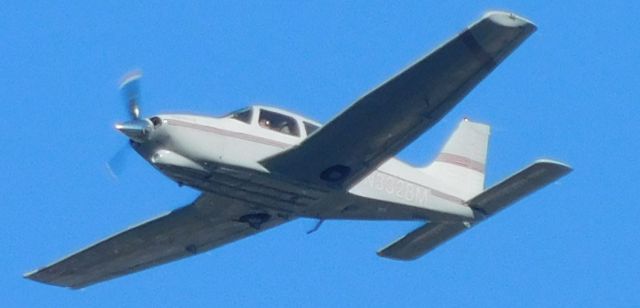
xmin=2 ymin=1 xmax=639 ymax=307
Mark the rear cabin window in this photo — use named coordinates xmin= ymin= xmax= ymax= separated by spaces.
xmin=258 ymin=109 xmax=300 ymax=137
xmin=304 ymin=121 xmax=320 ymax=136
xmin=230 ymin=109 xmax=252 ymax=124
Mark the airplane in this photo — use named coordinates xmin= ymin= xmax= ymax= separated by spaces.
xmin=25 ymin=11 xmax=571 ymax=289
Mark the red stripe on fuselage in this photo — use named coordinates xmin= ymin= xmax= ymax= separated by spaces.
xmin=166 ymin=119 xmax=293 ymax=149
xmin=166 ymin=119 xmax=470 ymax=205
xmin=435 ymin=152 xmax=485 ymax=173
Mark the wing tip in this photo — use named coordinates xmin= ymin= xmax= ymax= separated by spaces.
xmin=483 ymin=11 xmax=537 ymax=31
xmin=23 ymin=269 xmax=37 ymax=279
xmin=376 ymin=250 xmax=419 ymax=261
xmin=533 ymin=159 xmax=573 ymax=173
xmin=23 ymin=269 xmax=76 ymax=289
xmin=24 ymin=266 xmax=87 ymax=289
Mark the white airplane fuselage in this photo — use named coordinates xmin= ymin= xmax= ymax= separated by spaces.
xmin=130 ymin=105 xmax=476 ymax=224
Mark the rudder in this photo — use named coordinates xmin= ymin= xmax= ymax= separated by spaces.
xmin=421 ymin=119 xmax=490 ymax=200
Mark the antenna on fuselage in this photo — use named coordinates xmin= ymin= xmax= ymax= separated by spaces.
xmin=306 ymin=219 xmax=325 ymax=234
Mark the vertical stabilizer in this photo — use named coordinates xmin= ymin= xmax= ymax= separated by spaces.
xmin=421 ymin=119 xmax=490 ymax=200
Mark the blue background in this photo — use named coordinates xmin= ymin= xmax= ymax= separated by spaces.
xmin=2 ymin=1 xmax=638 ymax=307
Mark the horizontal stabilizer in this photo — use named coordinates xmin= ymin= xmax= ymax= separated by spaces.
xmin=378 ymin=159 xmax=571 ymax=260
xmin=468 ymin=159 xmax=572 ymax=216
xmin=377 ymin=222 xmax=468 ymax=260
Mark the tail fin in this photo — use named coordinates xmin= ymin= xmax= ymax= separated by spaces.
xmin=421 ymin=119 xmax=490 ymax=200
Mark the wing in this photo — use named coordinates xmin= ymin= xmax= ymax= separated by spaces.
xmin=25 ymin=193 xmax=291 ymax=289
xmin=261 ymin=12 xmax=536 ymax=189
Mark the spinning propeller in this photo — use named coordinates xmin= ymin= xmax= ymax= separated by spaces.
xmin=120 ymin=70 xmax=142 ymax=120
xmin=107 ymin=70 xmax=152 ymax=178
xmin=115 ymin=70 xmax=153 ymax=143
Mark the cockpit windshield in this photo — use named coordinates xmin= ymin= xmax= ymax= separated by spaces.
xmin=228 ymin=108 xmax=252 ymax=124
xmin=258 ymin=109 xmax=300 ymax=137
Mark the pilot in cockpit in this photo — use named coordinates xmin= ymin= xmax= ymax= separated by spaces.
xmin=277 ymin=122 xmax=291 ymax=134
xmin=259 ymin=118 xmax=271 ymax=128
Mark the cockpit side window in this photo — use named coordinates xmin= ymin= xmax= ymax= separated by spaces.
xmin=303 ymin=121 xmax=320 ymax=136
xmin=230 ymin=108 xmax=252 ymax=124
xmin=258 ymin=109 xmax=300 ymax=137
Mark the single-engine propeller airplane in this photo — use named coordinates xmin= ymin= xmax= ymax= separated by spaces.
xmin=26 ymin=11 xmax=571 ymax=289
